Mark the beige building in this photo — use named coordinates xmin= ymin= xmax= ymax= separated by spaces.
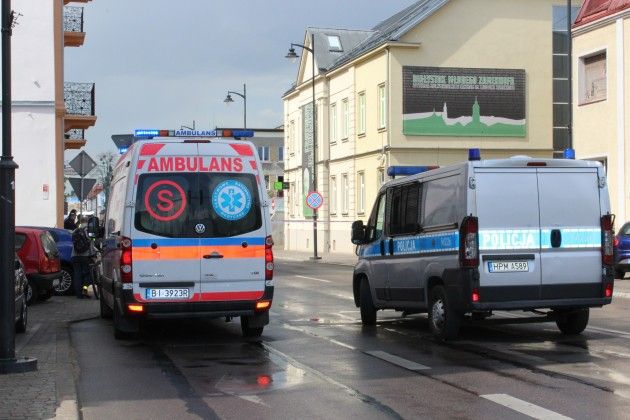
xmin=283 ymin=0 xmax=582 ymax=254
xmin=573 ymin=0 xmax=630 ymax=223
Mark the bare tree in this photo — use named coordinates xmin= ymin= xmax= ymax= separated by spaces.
xmin=95 ymin=151 xmax=117 ymax=210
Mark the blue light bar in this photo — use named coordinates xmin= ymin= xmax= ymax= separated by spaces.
xmin=230 ymin=130 xmax=254 ymax=138
xmin=387 ymin=166 xmax=439 ymax=177
xmin=118 ymin=147 xmax=128 ymax=154
xmin=135 ymin=129 xmax=160 ymax=138
xmin=563 ymin=148 xmax=575 ymax=159
xmin=468 ymin=148 xmax=481 ymax=161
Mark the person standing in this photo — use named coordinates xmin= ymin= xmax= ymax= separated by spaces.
xmin=64 ymin=209 xmax=78 ymax=230
xmin=71 ymin=215 xmax=96 ymax=299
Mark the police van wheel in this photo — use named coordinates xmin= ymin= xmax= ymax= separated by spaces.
xmin=429 ymin=285 xmax=461 ymax=340
xmin=555 ymin=308 xmax=589 ymax=335
xmin=360 ymin=278 xmax=377 ymax=325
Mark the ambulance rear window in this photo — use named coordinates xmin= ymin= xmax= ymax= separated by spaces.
xmin=134 ymin=172 xmax=262 ymax=238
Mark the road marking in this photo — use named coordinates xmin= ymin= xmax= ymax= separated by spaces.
xmin=296 ymin=275 xmax=331 ymax=283
xmin=283 ymin=323 xmax=358 ymax=350
xmin=614 ymin=291 xmax=630 ymax=299
xmin=586 ymin=325 xmax=630 ymax=339
xmin=481 ymin=394 xmax=572 ymax=420
xmin=365 ymin=350 xmax=430 ymax=371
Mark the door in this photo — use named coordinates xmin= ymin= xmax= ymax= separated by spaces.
xmin=360 ymin=193 xmax=388 ymax=304
xmin=475 ymin=169 xmax=543 ymax=301
xmin=537 ymin=168 xmax=601 ymax=298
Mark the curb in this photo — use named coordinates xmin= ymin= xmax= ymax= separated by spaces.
xmin=275 ymin=256 xmax=355 ymax=267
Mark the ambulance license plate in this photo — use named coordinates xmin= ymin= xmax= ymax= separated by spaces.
xmin=145 ymin=288 xmax=190 ymax=299
xmin=488 ymin=261 xmax=529 ymax=273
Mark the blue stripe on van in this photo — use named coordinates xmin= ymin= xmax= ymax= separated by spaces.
xmin=359 ymin=231 xmax=459 ymax=258
xmin=134 ymin=237 xmax=266 ymax=248
xmin=479 ymin=228 xmax=601 ymax=251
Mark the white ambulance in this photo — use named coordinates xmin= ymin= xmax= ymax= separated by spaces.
xmin=351 ymin=151 xmax=615 ymax=339
xmin=97 ymin=129 xmax=274 ymax=339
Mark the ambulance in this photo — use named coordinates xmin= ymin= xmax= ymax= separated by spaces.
xmin=351 ymin=150 xmax=615 ymax=340
xmin=98 ymin=129 xmax=274 ymax=339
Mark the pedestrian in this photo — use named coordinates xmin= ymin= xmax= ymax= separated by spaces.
xmin=71 ymin=215 xmax=96 ymax=299
xmin=64 ymin=209 xmax=78 ymax=230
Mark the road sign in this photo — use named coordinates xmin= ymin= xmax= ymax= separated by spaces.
xmin=69 ymin=151 xmax=97 ymax=177
xmin=306 ymin=191 xmax=323 ymax=210
xmin=69 ymin=177 xmax=96 ymax=202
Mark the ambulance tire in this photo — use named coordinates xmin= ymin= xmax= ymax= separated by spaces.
xmin=428 ymin=285 xmax=461 ymax=340
xmin=360 ymin=278 xmax=377 ymax=326
xmin=555 ymin=308 xmax=589 ymax=335
xmin=240 ymin=317 xmax=264 ymax=338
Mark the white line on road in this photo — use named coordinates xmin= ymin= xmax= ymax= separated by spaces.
xmin=481 ymin=394 xmax=572 ymax=420
xmin=282 ymin=323 xmax=358 ymax=350
xmin=365 ymin=350 xmax=430 ymax=371
xmin=295 ymin=275 xmax=331 ymax=283
xmin=613 ymin=291 xmax=630 ymax=299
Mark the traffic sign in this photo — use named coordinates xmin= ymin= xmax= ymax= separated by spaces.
xmin=69 ymin=151 xmax=97 ymax=177
xmin=306 ymin=191 xmax=323 ymax=210
xmin=69 ymin=177 xmax=96 ymax=202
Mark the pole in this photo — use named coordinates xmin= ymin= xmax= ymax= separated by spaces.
xmin=567 ymin=0 xmax=573 ymax=149
xmin=0 ymin=0 xmax=36 ymax=374
xmin=243 ymin=83 xmax=247 ymax=129
xmin=311 ymin=32 xmax=319 ymax=260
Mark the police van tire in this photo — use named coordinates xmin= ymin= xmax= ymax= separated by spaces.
xmin=429 ymin=285 xmax=461 ymax=340
xmin=360 ymin=278 xmax=377 ymax=325
xmin=555 ymin=308 xmax=589 ymax=335
xmin=100 ymin=291 xmax=113 ymax=319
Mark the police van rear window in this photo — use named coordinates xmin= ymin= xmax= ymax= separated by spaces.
xmin=134 ymin=173 xmax=262 ymax=238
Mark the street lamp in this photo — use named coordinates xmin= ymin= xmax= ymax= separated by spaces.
xmin=286 ymin=33 xmax=320 ymax=260
xmin=223 ymin=83 xmax=247 ymax=129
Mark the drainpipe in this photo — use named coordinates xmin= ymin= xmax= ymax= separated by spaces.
xmin=617 ymin=18 xmax=626 ymax=219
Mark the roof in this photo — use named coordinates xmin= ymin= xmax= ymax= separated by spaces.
xmin=574 ymin=0 xmax=630 ymax=27
xmin=306 ymin=27 xmax=374 ymax=72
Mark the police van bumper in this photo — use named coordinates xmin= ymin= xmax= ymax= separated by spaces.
xmin=443 ymin=268 xmax=613 ymax=313
xmin=117 ymin=285 xmax=274 ymax=322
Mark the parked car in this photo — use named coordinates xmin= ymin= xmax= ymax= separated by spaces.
xmin=14 ymin=254 xmax=28 ymax=333
xmin=615 ymin=221 xmax=630 ymax=279
xmin=23 ymin=227 xmax=74 ymax=295
xmin=15 ymin=227 xmax=62 ymax=304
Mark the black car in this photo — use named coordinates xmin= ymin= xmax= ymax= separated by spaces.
xmin=14 ymin=254 xmax=28 ymax=333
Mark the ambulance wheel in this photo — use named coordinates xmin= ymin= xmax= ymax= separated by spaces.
xmin=100 ymin=291 xmax=113 ymax=319
xmin=360 ymin=278 xmax=376 ymax=326
xmin=555 ymin=308 xmax=589 ymax=335
xmin=428 ymin=285 xmax=461 ymax=340
xmin=241 ymin=317 xmax=264 ymax=338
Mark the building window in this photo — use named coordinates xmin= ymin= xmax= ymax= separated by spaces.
xmin=378 ymin=84 xmax=386 ymax=129
xmin=342 ymin=173 xmax=349 ymax=214
xmin=289 ymin=120 xmax=295 ymax=155
xmin=264 ymin=175 xmax=270 ymax=192
xmin=257 ymin=146 xmax=270 ymax=162
xmin=579 ymin=52 xmax=607 ymax=104
xmin=342 ymin=98 xmax=349 ymax=140
xmin=330 ymin=176 xmax=337 ymax=215
xmin=278 ymin=146 xmax=284 ymax=161
xmin=552 ymin=5 xmax=579 ymax=156
xmin=327 ymin=35 xmax=342 ymax=52
xmin=358 ymin=92 xmax=366 ymax=135
xmin=331 ymin=103 xmax=338 ymax=143
xmin=357 ymin=171 xmax=365 ymax=214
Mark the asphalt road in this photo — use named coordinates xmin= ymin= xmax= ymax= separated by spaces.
xmin=71 ymin=261 xmax=630 ymax=419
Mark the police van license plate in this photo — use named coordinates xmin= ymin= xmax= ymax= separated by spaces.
xmin=145 ymin=288 xmax=190 ymax=299
xmin=488 ymin=261 xmax=529 ymax=273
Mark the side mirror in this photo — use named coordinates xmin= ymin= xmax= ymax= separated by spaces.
xmin=351 ymin=220 xmax=367 ymax=245
xmin=87 ymin=216 xmax=102 ymax=238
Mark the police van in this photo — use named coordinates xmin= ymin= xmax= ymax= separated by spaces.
xmin=351 ymin=151 xmax=615 ymax=339
xmin=97 ymin=129 xmax=274 ymax=339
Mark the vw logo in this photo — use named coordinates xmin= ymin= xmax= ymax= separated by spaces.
xmin=194 ymin=223 xmax=206 ymax=234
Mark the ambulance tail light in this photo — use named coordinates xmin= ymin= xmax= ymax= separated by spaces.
xmin=471 ymin=288 xmax=480 ymax=303
xmin=265 ymin=236 xmax=274 ymax=280
xmin=604 ymin=282 xmax=613 ymax=298
xmin=459 ymin=216 xmax=479 ymax=268
xmin=601 ymin=214 xmax=615 ymax=266
xmin=120 ymin=237 xmax=133 ymax=283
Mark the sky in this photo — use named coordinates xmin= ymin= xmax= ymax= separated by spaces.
xmin=64 ymin=0 xmax=418 ymax=158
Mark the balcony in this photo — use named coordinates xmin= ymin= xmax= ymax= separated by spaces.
xmin=64 ymin=82 xmax=96 ymax=131
xmin=64 ymin=129 xmax=86 ymax=150
xmin=64 ymin=7 xmax=85 ymax=47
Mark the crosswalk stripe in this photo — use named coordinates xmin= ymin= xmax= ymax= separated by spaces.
xmin=481 ymin=394 xmax=572 ymax=420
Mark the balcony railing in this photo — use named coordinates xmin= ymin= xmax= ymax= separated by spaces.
xmin=63 ymin=6 xmax=83 ymax=33
xmin=64 ymin=82 xmax=95 ymax=116
xmin=65 ymin=129 xmax=85 ymax=140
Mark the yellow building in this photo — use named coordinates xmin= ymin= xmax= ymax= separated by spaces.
xmin=283 ymin=0 xmax=582 ymax=254
xmin=573 ymin=0 xmax=630 ymax=223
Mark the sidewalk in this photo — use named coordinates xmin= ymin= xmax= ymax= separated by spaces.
xmin=274 ymin=248 xmax=358 ymax=267
xmin=0 ymin=295 xmax=98 ymax=420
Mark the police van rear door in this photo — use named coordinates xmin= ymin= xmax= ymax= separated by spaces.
xmin=196 ymin=142 xmax=266 ymax=303
xmin=537 ymin=168 xmax=601 ymax=298
xmin=475 ymin=169 xmax=543 ymax=301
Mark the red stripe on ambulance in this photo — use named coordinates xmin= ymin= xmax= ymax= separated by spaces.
xmin=230 ymin=144 xmax=254 ymax=157
xmin=139 ymin=143 xmax=165 ymax=156
xmin=137 ymin=160 xmax=146 ymax=170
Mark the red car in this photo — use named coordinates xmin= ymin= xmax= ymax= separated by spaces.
xmin=15 ymin=227 xmax=62 ymax=304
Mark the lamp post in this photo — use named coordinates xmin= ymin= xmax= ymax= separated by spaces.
xmin=0 ymin=0 xmax=36 ymax=374
xmin=223 ymin=83 xmax=247 ymax=129
xmin=286 ymin=33 xmax=320 ymax=260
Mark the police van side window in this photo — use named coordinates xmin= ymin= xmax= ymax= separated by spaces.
xmin=367 ymin=193 xmax=386 ymax=241
xmin=388 ymin=183 xmax=421 ymax=236
xmin=422 ymin=176 xmax=458 ymax=228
